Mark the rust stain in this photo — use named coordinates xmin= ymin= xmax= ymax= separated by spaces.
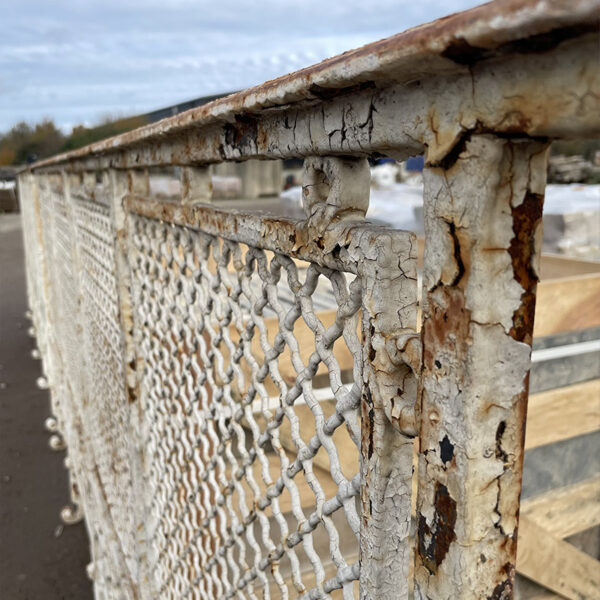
xmin=487 ymin=577 xmax=513 ymax=600
xmin=422 ymin=287 xmax=470 ymax=372
xmin=223 ymin=115 xmax=258 ymax=150
xmin=417 ymin=483 xmax=457 ymax=573
xmin=361 ymin=387 xmax=375 ymax=460
xmin=507 ymin=191 xmax=544 ymax=344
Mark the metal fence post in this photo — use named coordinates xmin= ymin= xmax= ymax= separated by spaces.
xmin=108 ymin=169 xmax=149 ymax=400
xmin=359 ymin=227 xmax=419 ymax=600
xmin=415 ymin=134 xmax=550 ymax=599
xmin=106 ymin=168 xmax=150 ymax=597
xmin=180 ymin=166 xmax=212 ymax=204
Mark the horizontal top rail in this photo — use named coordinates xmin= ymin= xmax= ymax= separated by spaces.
xmin=24 ymin=0 xmax=599 ymax=173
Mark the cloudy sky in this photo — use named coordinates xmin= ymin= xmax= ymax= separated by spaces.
xmin=1 ymin=0 xmax=482 ymax=133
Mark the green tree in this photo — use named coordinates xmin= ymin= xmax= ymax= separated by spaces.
xmin=0 ymin=120 xmax=65 ymax=165
xmin=0 ymin=114 xmax=149 ymax=166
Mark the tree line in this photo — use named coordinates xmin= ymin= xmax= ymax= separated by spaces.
xmin=0 ymin=115 xmax=148 ymax=166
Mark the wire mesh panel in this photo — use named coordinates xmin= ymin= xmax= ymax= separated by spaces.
xmin=128 ymin=213 xmax=365 ymax=598
xmin=19 ymin=174 xmax=139 ymax=598
xmin=118 ymin=151 xmax=419 ymax=600
xmin=70 ymin=189 xmax=138 ymax=588
xmin=20 ymin=160 xmax=418 ymax=600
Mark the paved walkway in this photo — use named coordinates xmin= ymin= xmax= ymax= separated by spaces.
xmin=0 ymin=214 xmax=93 ymax=599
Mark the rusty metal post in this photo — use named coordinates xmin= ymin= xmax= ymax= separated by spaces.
xmin=415 ymin=134 xmax=550 ymax=599
xmin=108 ymin=168 xmax=149 ymax=399
xmin=106 ymin=168 xmax=149 ymax=596
xmin=359 ymin=228 xmax=419 ymax=600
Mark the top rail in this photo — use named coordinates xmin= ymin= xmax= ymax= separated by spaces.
xmin=23 ymin=0 xmax=600 ymax=173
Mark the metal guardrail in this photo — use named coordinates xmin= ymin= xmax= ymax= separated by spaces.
xmin=18 ymin=0 xmax=600 ymax=598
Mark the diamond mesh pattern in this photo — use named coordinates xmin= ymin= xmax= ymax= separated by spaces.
xmin=129 ymin=214 xmax=363 ymax=599
xmin=72 ymin=194 xmax=137 ymax=584
xmin=20 ymin=177 xmax=138 ymax=597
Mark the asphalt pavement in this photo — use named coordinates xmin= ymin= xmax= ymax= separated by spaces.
xmin=0 ymin=214 xmax=93 ymax=600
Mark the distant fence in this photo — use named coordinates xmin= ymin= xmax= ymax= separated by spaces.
xmin=18 ymin=1 xmax=600 ymax=598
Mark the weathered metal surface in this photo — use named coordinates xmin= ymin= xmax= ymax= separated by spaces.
xmin=358 ymin=224 xmax=418 ymax=599
xmin=415 ymin=134 xmax=550 ymax=599
xmin=19 ymin=171 xmax=139 ymax=598
xmin=16 ymin=1 xmax=600 ymax=598
xmin=126 ymin=195 xmax=406 ymax=277
xmin=180 ymin=166 xmax=212 ymax=204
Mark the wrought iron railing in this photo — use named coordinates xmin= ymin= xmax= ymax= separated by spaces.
xmin=18 ymin=0 xmax=600 ymax=597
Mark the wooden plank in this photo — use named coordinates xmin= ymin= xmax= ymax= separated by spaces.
xmin=534 ymin=274 xmax=600 ymax=337
xmin=530 ymin=349 xmax=600 ymax=394
xmin=516 ymin=516 xmax=600 ymax=600
xmin=521 ymin=477 xmax=600 ymax=539
xmin=539 ymin=254 xmax=600 ymax=280
xmin=525 ymin=379 xmax=600 ymax=450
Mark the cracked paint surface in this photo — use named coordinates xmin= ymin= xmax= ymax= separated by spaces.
xmin=415 ymin=134 xmax=549 ymax=599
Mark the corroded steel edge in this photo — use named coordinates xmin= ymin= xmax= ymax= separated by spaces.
xmin=125 ymin=194 xmax=415 ymax=277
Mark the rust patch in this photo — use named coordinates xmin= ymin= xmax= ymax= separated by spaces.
xmin=487 ymin=577 xmax=513 ymax=600
xmin=517 ymin=372 xmax=530 ymax=450
xmin=361 ymin=388 xmax=375 ymax=460
xmin=223 ymin=115 xmax=258 ymax=150
xmin=417 ymin=483 xmax=457 ymax=573
xmin=507 ymin=191 xmax=544 ymax=344
xmin=256 ymin=123 xmax=269 ymax=149
xmin=422 ymin=287 xmax=470 ymax=372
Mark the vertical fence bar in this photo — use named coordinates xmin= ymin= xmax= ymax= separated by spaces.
xmin=32 ymin=173 xmax=58 ymax=389
xmin=66 ymin=170 xmax=139 ymax=597
xmin=18 ymin=174 xmax=44 ymax=348
xmin=415 ymin=134 xmax=550 ymax=599
xmin=180 ymin=165 xmax=212 ymax=204
xmin=108 ymin=168 xmax=149 ymax=400
xmin=107 ymin=168 xmax=149 ymax=598
xmin=358 ymin=228 xmax=419 ymax=600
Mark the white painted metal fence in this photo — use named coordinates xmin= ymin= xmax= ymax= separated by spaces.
xmin=18 ymin=1 xmax=600 ymax=598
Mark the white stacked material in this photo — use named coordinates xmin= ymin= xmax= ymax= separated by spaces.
xmin=282 ymin=183 xmax=600 ymax=258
